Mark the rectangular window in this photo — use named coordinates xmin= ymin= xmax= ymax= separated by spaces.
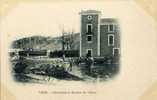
xmin=108 ymin=34 xmax=114 ymax=46
xmin=108 ymin=24 xmax=114 ymax=32
xmin=113 ymin=48 xmax=120 ymax=56
xmin=87 ymin=35 xmax=92 ymax=42
xmin=87 ymin=24 xmax=92 ymax=33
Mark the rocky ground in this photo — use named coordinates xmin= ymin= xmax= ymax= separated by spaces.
xmin=11 ymin=57 xmax=119 ymax=84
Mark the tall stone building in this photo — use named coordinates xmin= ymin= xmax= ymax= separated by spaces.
xmin=79 ymin=10 xmax=120 ymax=57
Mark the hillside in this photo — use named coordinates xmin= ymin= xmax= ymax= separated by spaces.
xmin=11 ymin=33 xmax=80 ymax=51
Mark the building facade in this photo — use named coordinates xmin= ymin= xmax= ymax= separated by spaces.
xmin=79 ymin=10 xmax=120 ymax=57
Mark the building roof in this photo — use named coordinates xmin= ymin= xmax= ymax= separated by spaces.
xmin=79 ymin=10 xmax=101 ymax=15
xmin=100 ymin=18 xmax=118 ymax=24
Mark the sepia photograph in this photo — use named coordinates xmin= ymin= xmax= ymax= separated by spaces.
xmin=1 ymin=0 xmax=157 ymax=100
xmin=9 ymin=10 xmax=120 ymax=83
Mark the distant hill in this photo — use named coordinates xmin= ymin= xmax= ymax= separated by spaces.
xmin=12 ymin=33 xmax=80 ymax=51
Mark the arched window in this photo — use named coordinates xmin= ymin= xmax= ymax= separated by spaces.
xmin=86 ymin=24 xmax=92 ymax=34
xmin=108 ymin=34 xmax=114 ymax=46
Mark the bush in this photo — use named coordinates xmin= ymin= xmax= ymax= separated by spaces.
xmin=14 ymin=62 xmax=28 ymax=73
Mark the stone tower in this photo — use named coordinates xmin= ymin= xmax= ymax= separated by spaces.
xmin=79 ymin=10 xmax=101 ymax=57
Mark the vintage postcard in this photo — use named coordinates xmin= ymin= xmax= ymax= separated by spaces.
xmin=0 ymin=0 xmax=157 ymax=100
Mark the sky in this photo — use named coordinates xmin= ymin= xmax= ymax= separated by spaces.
xmin=0 ymin=1 xmax=132 ymax=41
